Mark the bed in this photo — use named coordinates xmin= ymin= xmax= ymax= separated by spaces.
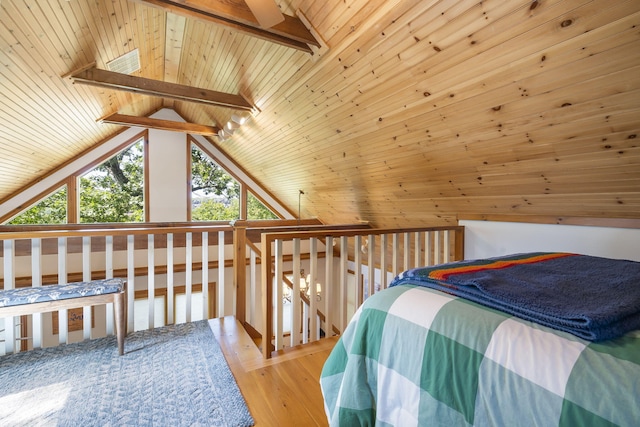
xmin=320 ymin=252 xmax=640 ymax=426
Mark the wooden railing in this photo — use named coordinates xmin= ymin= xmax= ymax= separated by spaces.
xmin=1 ymin=221 xmax=464 ymax=359
xmin=255 ymin=225 xmax=464 ymax=358
xmin=0 ymin=223 xmax=233 ymax=355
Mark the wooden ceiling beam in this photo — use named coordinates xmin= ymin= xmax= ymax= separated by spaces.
xmin=99 ymin=113 xmax=220 ymax=136
xmin=70 ymin=67 xmax=253 ymax=110
xmin=133 ymin=0 xmax=319 ymax=53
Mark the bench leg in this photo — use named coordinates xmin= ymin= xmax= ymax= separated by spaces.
xmin=114 ymin=292 xmax=125 ymax=356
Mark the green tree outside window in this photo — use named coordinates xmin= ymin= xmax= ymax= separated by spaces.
xmin=8 ymin=186 xmax=68 ymax=224
xmin=247 ymin=192 xmax=278 ymax=220
xmin=7 ymin=140 xmax=280 ymax=225
xmin=80 ymin=140 xmax=144 ymax=223
xmin=191 ymin=146 xmax=240 ymax=221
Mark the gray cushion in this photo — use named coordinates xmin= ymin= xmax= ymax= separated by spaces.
xmin=0 ymin=278 xmax=124 ymax=308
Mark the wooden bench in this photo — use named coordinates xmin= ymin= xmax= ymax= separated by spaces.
xmin=0 ymin=278 xmax=126 ymax=355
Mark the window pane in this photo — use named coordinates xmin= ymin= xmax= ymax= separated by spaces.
xmin=79 ymin=139 xmax=144 ymax=223
xmin=247 ymin=191 xmax=278 ymax=220
xmin=8 ymin=186 xmax=67 ymax=225
xmin=191 ymin=146 xmax=240 ymax=221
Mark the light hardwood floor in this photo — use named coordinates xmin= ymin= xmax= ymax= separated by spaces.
xmin=209 ymin=317 xmax=338 ymax=426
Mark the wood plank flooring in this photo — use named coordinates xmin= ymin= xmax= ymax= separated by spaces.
xmin=209 ymin=317 xmax=337 ymax=426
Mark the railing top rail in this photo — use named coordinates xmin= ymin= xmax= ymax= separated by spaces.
xmin=259 ymin=225 xmax=464 ymax=242
xmin=231 ymin=219 xmax=324 ymax=228
xmin=0 ymin=221 xmax=234 ymax=230
xmin=0 ymin=224 xmax=234 ymax=241
xmin=245 ymin=223 xmax=371 ymax=233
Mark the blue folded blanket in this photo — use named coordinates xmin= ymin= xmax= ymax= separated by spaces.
xmin=389 ymin=252 xmax=640 ymax=341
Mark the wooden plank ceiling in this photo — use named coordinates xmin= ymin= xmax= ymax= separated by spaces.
xmin=0 ymin=0 xmax=639 ymax=227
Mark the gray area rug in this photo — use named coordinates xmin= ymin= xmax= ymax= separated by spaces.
xmin=0 ymin=320 xmax=254 ymax=426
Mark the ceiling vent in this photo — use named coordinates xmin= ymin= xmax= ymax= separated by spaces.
xmin=106 ymin=49 xmax=140 ymax=74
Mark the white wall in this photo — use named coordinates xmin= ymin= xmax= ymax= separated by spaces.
xmin=147 ymin=110 xmax=188 ymax=222
xmin=460 ymin=220 xmax=640 ymax=262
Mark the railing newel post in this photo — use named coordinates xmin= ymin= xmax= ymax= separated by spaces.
xmin=261 ymin=234 xmax=274 ymax=359
xmin=232 ymin=221 xmax=248 ymax=324
xmin=340 ymin=235 xmax=348 ymax=332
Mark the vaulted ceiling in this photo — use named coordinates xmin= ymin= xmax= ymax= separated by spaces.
xmin=1 ymin=0 xmax=639 ymax=227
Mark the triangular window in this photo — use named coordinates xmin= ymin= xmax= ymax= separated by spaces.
xmin=247 ymin=191 xmax=278 ymax=220
xmin=191 ymin=145 xmax=240 ymax=221
xmin=79 ymin=138 xmax=144 ymax=223
xmin=8 ymin=186 xmax=68 ymax=225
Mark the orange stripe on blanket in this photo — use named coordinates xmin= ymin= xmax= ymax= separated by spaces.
xmin=428 ymin=253 xmax=575 ymax=281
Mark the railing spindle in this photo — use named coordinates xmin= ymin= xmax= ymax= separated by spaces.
xmin=147 ymin=234 xmax=155 ymax=329
xmin=127 ymin=234 xmax=135 ymax=332
xmin=57 ymin=237 xmax=68 ymax=345
xmin=202 ymin=232 xmax=209 ymax=320
xmin=274 ymin=239 xmax=284 ymax=350
xmin=392 ymin=233 xmax=400 ymax=277
xmin=105 ymin=235 xmax=114 ymax=335
xmin=444 ymin=230 xmax=451 ymax=262
xmin=3 ymin=240 xmax=16 ymax=354
xmin=324 ymin=236 xmax=333 ymax=337
xmin=31 ymin=238 xmax=43 ymax=349
xmin=403 ymin=232 xmax=410 ymax=272
xmin=380 ymin=233 xmax=388 ymax=289
xmin=166 ymin=233 xmax=174 ymax=325
xmin=354 ymin=235 xmax=362 ymax=307
xmin=185 ymin=232 xmax=192 ymax=323
xmin=340 ymin=235 xmax=348 ymax=332
xmin=414 ymin=232 xmax=421 ymax=269
xmin=249 ymin=247 xmax=257 ymax=327
xmin=302 ymin=298 xmax=309 ymax=345
xmin=367 ymin=234 xmax=375 ymax=299
xmin=292 ymin=238 xmax=301 ymax=347
xmin=218 ymin=230 xmax=225 ymax=318
xmin=82 ymin=236 xmax=91 ymax=340
xmin=309 ymin=237 xmax=319 ymax=342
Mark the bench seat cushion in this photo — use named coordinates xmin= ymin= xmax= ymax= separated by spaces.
xmin=0 ymin=278 xmax=124 ymax=308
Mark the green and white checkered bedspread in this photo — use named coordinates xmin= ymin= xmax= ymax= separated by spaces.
xmin=320 ymin=284 xmax=640 ymax=426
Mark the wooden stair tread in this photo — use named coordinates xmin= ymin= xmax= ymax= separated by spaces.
xmin=209 ymin=316 xmax=334 ymax=426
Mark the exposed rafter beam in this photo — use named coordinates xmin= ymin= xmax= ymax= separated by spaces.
xmin=133 ymin=0 xmax=319 ymax=53
xmin=99 ymin=113 xmax=220 ymax=136
xmin=69 ymin=67 xmax=253 ymax=111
